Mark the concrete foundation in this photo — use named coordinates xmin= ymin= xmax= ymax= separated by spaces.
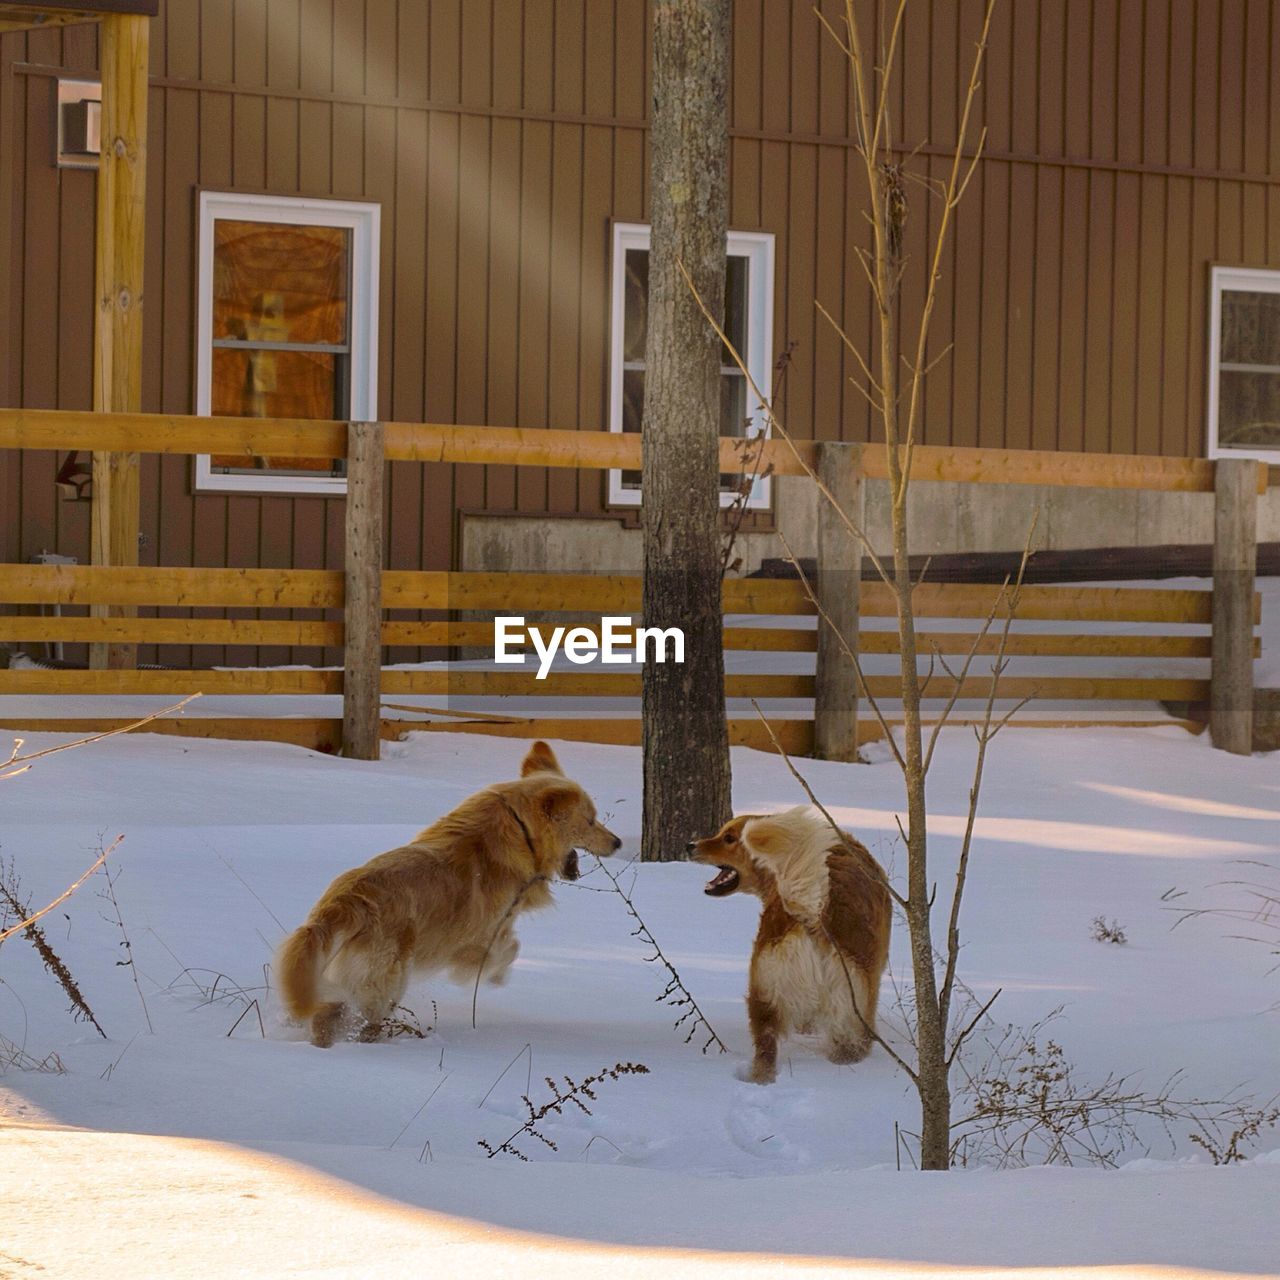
xmin=461 ymin=476 xmax=1280 ymax=575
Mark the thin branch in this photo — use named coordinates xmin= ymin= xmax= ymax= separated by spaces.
xmin=815 ymin=298 xmax=884 ymax=398
xmin=1 ymin=695 xmax=201 ymax=781
xmin=953 ymin=127 xmax=989 ymax=207
xmin=938 ymin=517 xmax=1036 ymax=1027
xmin=818 ymin=920 xmax=919 ymax=1083
xmin=0 ymin=837 xmax=122 ymax=946
xmin=722 ymin=344 xmax=795 ymax=578
xmin=985 ymin=694 xmax=1033 ymax=739
xmin=923 ymin=581 xmax=1010 ymax=774
xmin=676 ymin=258 xmax=895 ymax=591
xmin=945 ymin=987 xmax=1002 ymax=1069
xmin=99 ymin=858 xmax=153 ymax=1034
xmin=387 ymin=1073 xmax=451 ymax=1150
xmin=478 ymin=1042 xmax=533 ymax=1110
xmin=813 ymin=4 xmax=851 ymax=59
xmin=774 ymin=528 xmax=905 ymax=768
xmin=898 ymin=0 xmax=997 ymax=474
xmin=207 ymin=843 xmax=287 ymax=934
xmin=591 ymin=854 xmax=727 ymax=1053
xmin=902 ymin=341 xmax=955 ymax=382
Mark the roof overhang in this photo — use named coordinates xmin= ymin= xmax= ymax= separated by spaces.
xmin=0 ymin=0 xmax=157 ymax=35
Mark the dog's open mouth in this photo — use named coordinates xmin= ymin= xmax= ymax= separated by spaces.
xmin=704 ymin=866 xmax=740 ymax=896
xmin=561 ymin=849 xmax=581 ymax=881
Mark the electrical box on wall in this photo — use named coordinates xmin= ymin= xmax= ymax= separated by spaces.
xmin=56 ymin=77 xmax=102 ymax=169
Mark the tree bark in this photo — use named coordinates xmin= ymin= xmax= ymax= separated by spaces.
xmin=641 ymin=0 xmax=733 ymax=861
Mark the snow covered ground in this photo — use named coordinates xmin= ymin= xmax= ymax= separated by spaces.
xmin=2 ymin=712 xmax=1279 ymax=1276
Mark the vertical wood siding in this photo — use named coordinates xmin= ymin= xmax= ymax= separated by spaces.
xmin=2 ymin=1 xmax=1278 ymax=662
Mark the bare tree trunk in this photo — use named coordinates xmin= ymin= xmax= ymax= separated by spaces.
xmin=641 ymin=0 xmax=733 ymax=862
xmin=878 ymin=188 xmax=951 ymax=1176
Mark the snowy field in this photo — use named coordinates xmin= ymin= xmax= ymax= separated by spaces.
xmin=2 ymin=710 xmax=1280 ymax=1276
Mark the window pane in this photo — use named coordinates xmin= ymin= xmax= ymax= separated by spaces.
xmin=724 ymin=254 xmax=748 ymax=357
xmin=622 ymin=367 xmax=645 ymax=435
xmin=626 ymin=248 xmax=748 ymax=364
xmin=720 ymin=371 xmax=748 ymax=437
xmin=620 ymin=367 xmax=645 ymax=490
xmin=210 ymin=347 xmax=346 ymax=472
xmin=1221 ymin=290 xmax=1280 ymax=367
xmin=1218 ymin=369 xmax=1280 ymax=449
xmin=213 ymin=220 xmax=349 ymax=346
xmin=718 ymin=372 xmax=751 ymax=489
xmin=624 ymin=249 xmax=648 ymax=363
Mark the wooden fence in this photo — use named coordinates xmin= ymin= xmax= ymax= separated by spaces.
xmin=0 ymin=408 xmax=1267 ymax=759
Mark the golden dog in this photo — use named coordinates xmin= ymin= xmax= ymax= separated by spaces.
xmin=689 ymin=806 xmax=891 ymax=1084
xmin=278 ymin=741 xmax=620 ymax=1046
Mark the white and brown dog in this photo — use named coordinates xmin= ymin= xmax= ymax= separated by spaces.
xmin=689 ymin=805 xmax=891 ymax=1083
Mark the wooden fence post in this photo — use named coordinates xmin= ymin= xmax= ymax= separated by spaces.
xmin=343 ymin=421 xmax=384 ymax=760
xmin=1210 ymin=458 xmax=1258 ymax=754
xmin=814 ymin=442 xmax=863 ymax=761
xmin=90 ymin=11 xmax=150 ymax=671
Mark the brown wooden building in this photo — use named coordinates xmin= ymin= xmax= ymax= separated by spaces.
xmin=3 ymin=1 xmax=1280 ymax=668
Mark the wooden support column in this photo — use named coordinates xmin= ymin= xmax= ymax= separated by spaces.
xmin=1210 ymin=458 xmax=1259 ymax=754
xmin=90 ymin=11 xmax=150 ymax=670
xmin=814 ymin=442 xmax=863 ymax=761
xmin=342 ymin=421 xmax=384 ymax=760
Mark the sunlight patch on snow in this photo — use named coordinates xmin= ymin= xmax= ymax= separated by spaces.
xmin=820 ymin=806 xmax=1272 ymax=859
xmin=0 ymin=1126 xmax=1008 ymax=1279
xmin=1079 ymin=783 xmax=1280 ymax=823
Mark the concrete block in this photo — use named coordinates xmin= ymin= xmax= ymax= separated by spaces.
xmin=1046 ymin=485 xmax=1139 ymax=551
xmin=1133 ymin=490 xmax=1212 ymax=549
xmin=954 ymin=481 xmax=1043 ymax=554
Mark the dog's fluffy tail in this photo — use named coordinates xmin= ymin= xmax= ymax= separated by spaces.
xmin=276 ymin=915 xmax=336 ymax=1020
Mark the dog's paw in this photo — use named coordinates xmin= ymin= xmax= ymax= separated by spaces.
xmin=733 ymin=1060 xmax=777 ymax=1086
xmin=825 ymin=1038 xmax=871 ymax=1065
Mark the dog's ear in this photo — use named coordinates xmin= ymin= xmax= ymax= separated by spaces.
xmin=539 ymin=783 xmax=582 ymax=819
xmin=742 ymin=816 xmax=789 ymax=860
xmin=521 ymin=740 xmax=563 ymax=777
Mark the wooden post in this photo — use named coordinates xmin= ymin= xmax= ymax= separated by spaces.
xmin=90 ymin=12 xmax=150 ymax=670
xmin=814 ymin=442 xmax=863 ymax=761
xmin=1210 ymin=458 xmax=1258 ymax=754
xmin=342 ymin=421 xmax=384 ymax=760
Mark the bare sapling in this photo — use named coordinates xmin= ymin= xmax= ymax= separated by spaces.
xmin=684 ymin=0 xmax=1013 ymax=1168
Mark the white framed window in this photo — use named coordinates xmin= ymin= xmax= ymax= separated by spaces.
xmin=194 ymin=192 xmax=380 ymax=494
xmin=607 ymin=222 xmax=775 ymax=509
xmin=1207 ymin=265 xmax=1280 ymax=464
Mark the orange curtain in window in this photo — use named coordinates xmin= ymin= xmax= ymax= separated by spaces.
xmin=210 ymin=221 xmax=349 ymax=471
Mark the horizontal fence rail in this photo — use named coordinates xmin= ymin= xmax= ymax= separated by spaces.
xmin=0 ymin=665 xmax=1218 ymax=703
xmin=0 ymin=408 xmax=1267 ymax=757
xmin=0 ymin=615 xmax=1257 ymax=659
xmin=0 ymin=565 xmax=1253 ymax=624
xmin=1 ymin=406 xmax=1269 ymax=492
